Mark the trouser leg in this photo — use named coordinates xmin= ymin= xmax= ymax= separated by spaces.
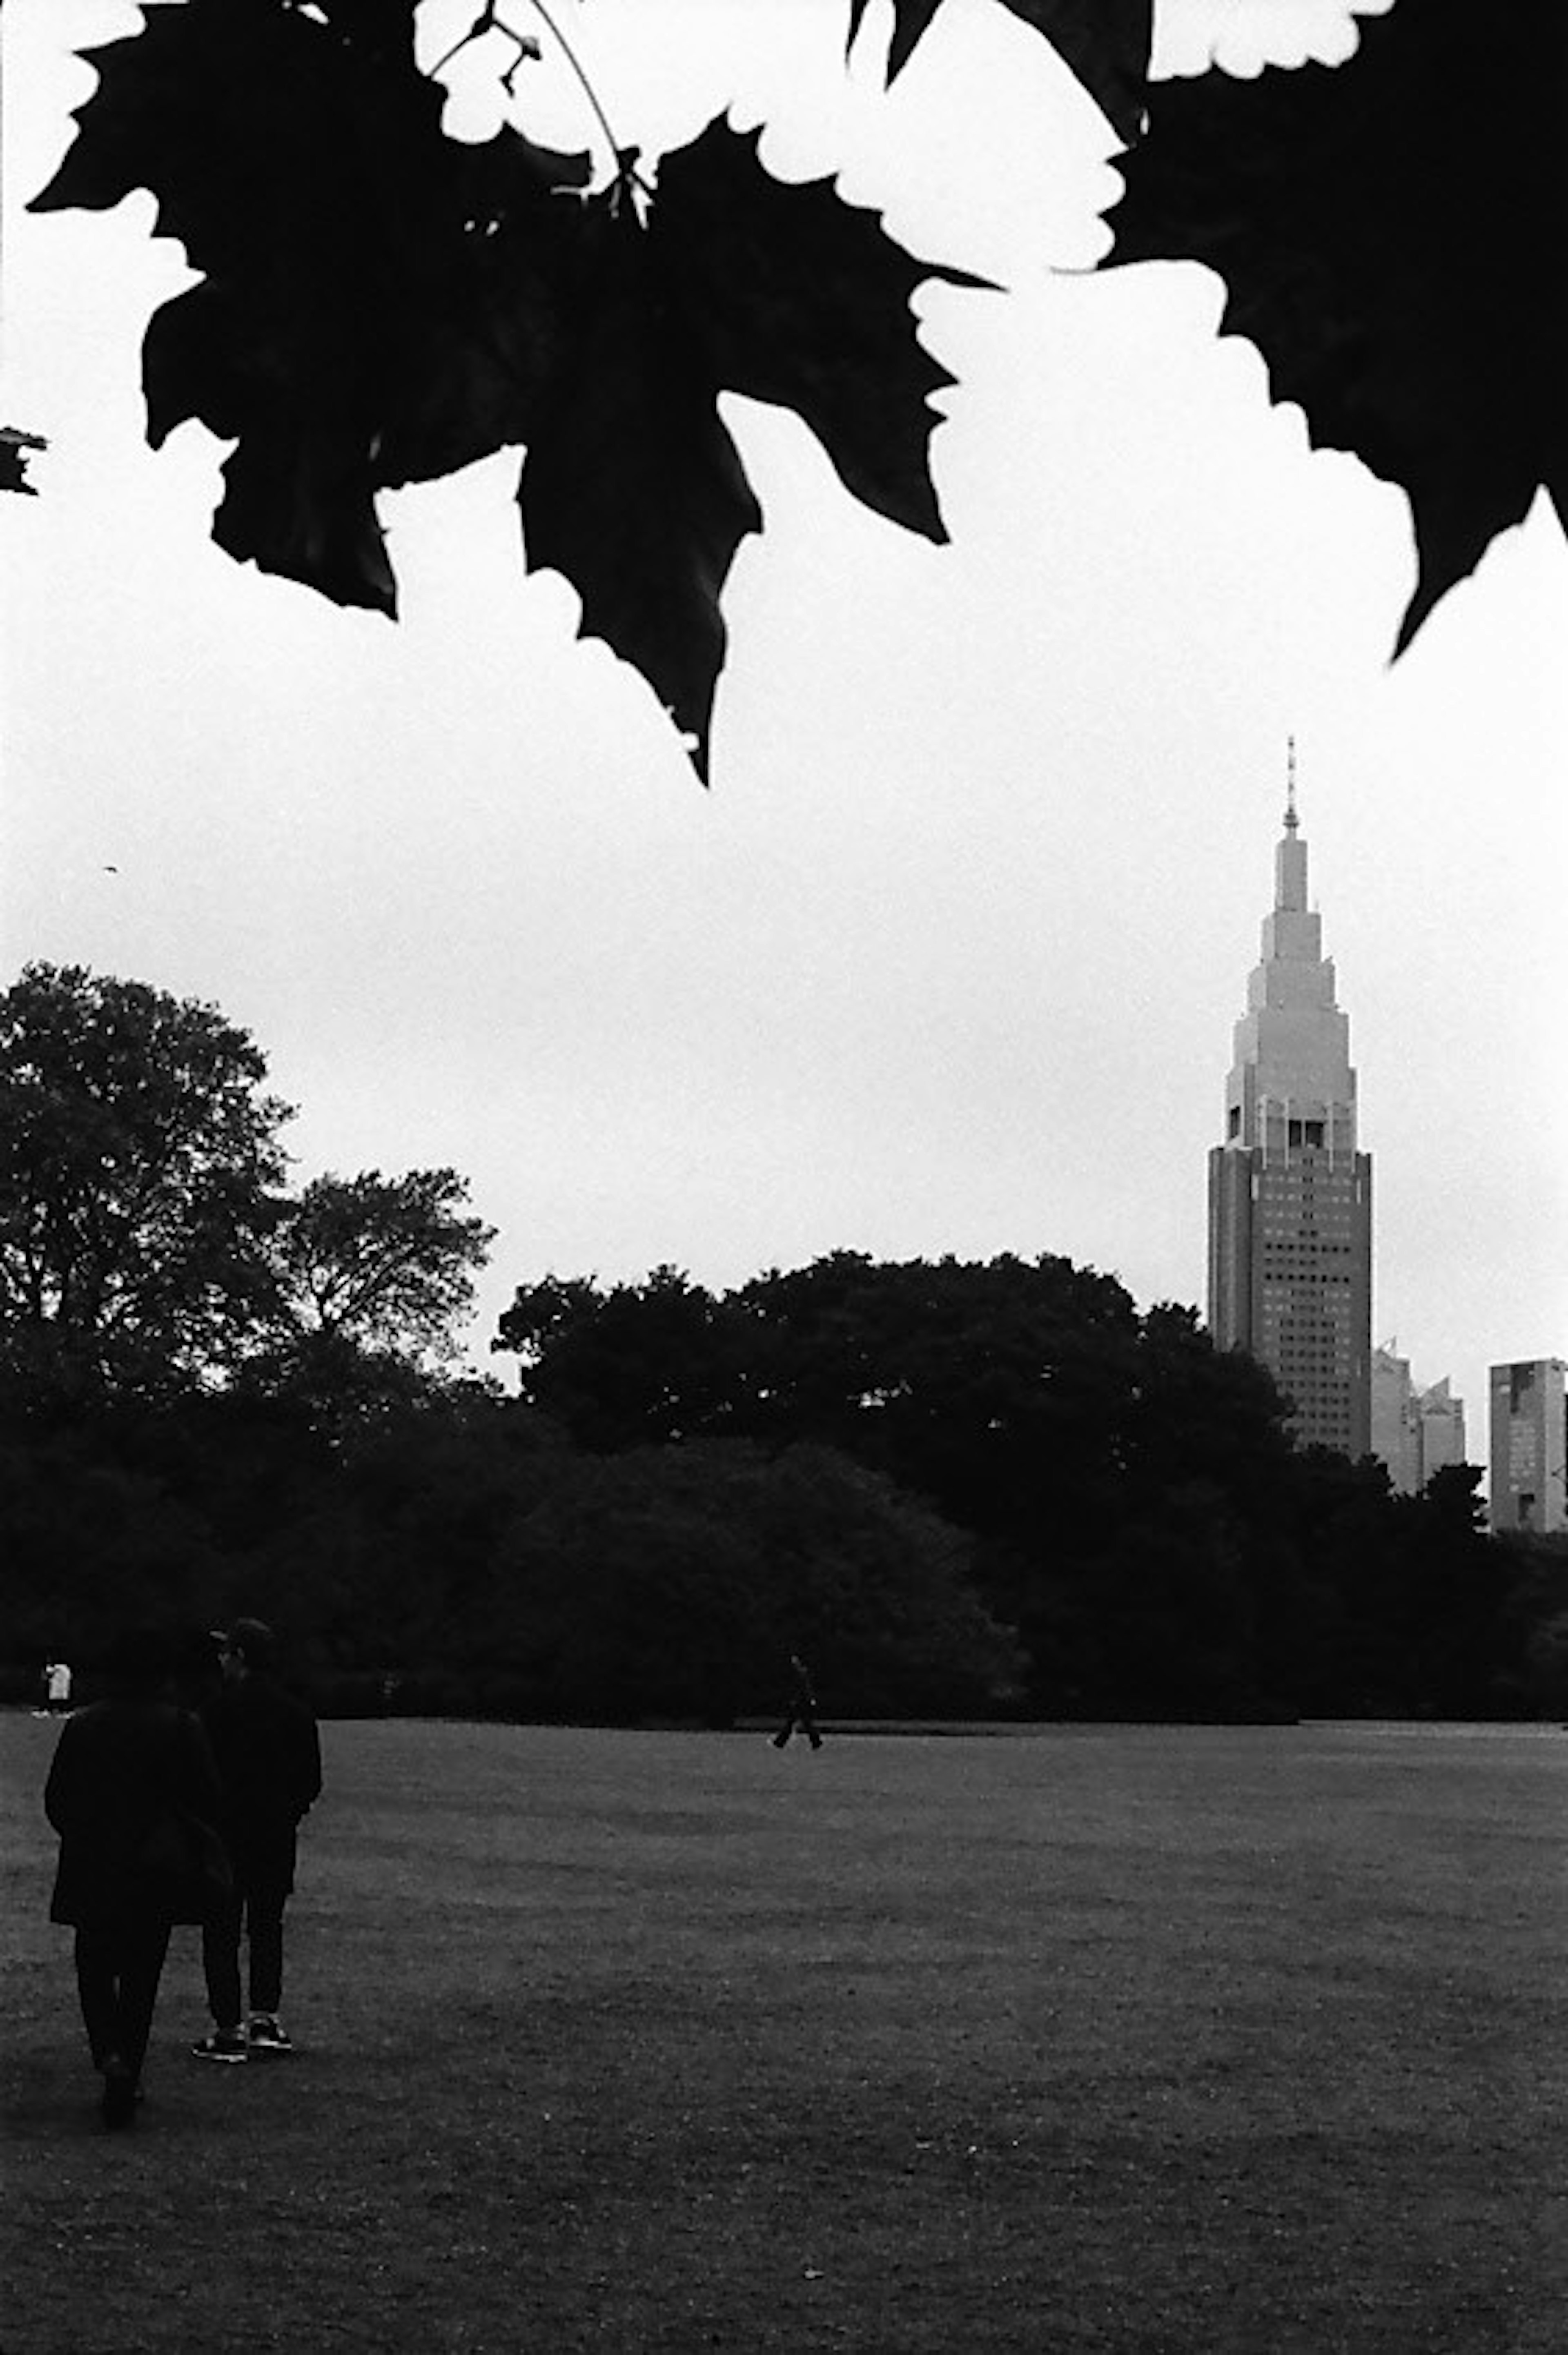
xmin=74 ymin=1928 xmax=120 ymax=2068
xmin=247 ymin=1893 xmax=287 ymax=2017
xmin=201 ymin=1886 xmax=245 ymax=2032
xmin=113 ymin=1918 xmax=173 ymax=2083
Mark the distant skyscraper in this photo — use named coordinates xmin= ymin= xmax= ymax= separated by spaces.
xmin=1416 ymin=1378 xmax=1466 ymax=1486
xmin=1488 ymin=1359 xmax=1567 ymax=1533
xmin=1372 ymin=1345 xmax=1421 ymax=1492
xmin=1371 ymin=1345 xmax=1468 ymax=1495
xmin=1207 ymin=757 xmax=1372 ymax=1456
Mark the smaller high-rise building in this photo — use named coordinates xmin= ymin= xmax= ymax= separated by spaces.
xmin=1417 ymin=1379 xmax=1466 ymax=1485
xmin=1372 ymin=1346 xmax=1467 ymax=1494
xmin=1372 ymin=1346 xmax=1421 ymax=1491
xmin=1489 ymin=1359 xmax=1567 ymax=1533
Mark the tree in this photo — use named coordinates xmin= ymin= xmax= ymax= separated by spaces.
xmin=481 ymin=1438 xmax=1023 ymax=1721
xmin=265 ymin=1169 xmax=493 ymax=1359
xmin=493 ymin=1250 xmax=1146 ymax=1549
xmin=29 ymin=0 xmax=1562 ymax=778
xmin=494 ymin=1263 xmax=752 ymax=1449
xmin=0 ymin=962 xmax=290 ymax=1407
xmin=1386 ymin=1464 xmax=1524 ymax=1718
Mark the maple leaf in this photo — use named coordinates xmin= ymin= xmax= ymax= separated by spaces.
xmin=1105 ymin=0 xmax=1568 ymax=651
xmin=519 ymin=122 xmax=977 ymax=776
xmin=650 ymin=120 xmax=987 ymax=545
xmin=31 ymin=14 xmax=977 ymax=777
xmin=847 ymin=0 xmax=1152 ymax=140
xmin=517 ymin=186 xmax=764 ymax=785
xmin=31 ymin=0 xmax=589 ymax=613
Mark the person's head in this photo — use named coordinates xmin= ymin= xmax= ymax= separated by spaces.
xmin=101 ymin=1626 xmax=175 ymax=1697
xmin=216 ymin=1617 xmax=277 ymax=1681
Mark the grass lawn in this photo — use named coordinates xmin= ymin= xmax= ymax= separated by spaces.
xmin=3 ymin=1715 xmax=1567 ymax=2353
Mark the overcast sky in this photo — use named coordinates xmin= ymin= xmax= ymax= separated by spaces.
xmin=4 ymin=0 xmax=1565 ymax=1468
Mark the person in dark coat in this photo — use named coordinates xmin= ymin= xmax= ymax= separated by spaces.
xmin=193 ymin=1618 xmax=322 ymax=2062
xmin=771 ymin=1653 xmax=824 ymax=1750
xmin=45 ymin=1625 xmax=224 ymax=2128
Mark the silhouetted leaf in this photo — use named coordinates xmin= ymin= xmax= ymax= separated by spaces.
xmin=847 ymin=0 xmax=944 ymax=84
xmin=651 ymin=120 xmax=985 ymax=544
xmin=848 ymin=0 xmax=1152 ymax=138
xmin=518 ymin=120 xmax=976 ymax=770
xmin=1105 ymin=0 xmax=1567 ymax=649
xmin=32 ymin=12 xmax=976 ymax=775
xmin=519 ymin=187 xmax=763 ymax=784
xmin=1 ymin=426 xmax=48 ymax=496
xmin=32 ymin=0 xmax=590 ymax=613
xmin=993 ymin=0 xmax=1152 ymax=140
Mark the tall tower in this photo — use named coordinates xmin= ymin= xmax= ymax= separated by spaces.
xmin=1207 ymin=752 xmax=1372 ymax=1456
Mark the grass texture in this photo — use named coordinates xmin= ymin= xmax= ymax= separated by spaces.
xmin=3 ymin=1716 xmax=1567 ymax=2353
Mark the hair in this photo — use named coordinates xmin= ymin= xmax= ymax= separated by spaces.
xmin=226 ymin=1617 xmax=277 ymax=1671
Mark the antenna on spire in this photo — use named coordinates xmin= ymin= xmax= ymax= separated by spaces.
xmin=1284 ymin=734 xmax=1299 ymax=833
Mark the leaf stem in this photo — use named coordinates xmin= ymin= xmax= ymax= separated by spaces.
xmin=428 ymin=2 xmax=500 ymax=84
xmin=517 ymin=0 xmax=630 ymax=189
xmin=427 ymin=0 xmax=640 ymax=200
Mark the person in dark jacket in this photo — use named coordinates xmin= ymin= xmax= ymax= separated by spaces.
xmin=193 ymin=1618 xmax=322 ymax=2062
xmin=771 ymin=1653 xmax=824 ymax=1750
xmin=45 ymin=1625 xmax=224 ymax=2128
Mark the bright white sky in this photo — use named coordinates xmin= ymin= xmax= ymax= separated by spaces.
xmin=4 ymin=0 xmax=1565 ymax=1469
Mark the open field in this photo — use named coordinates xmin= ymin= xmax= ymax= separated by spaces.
xmin=4 ymin=1716 xmax=1567 ymax=2353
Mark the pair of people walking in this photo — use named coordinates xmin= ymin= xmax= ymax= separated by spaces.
xmin=44 ymin=1618 xmax=321 ymax=2126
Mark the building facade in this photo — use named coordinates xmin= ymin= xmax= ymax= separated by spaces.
xmin=1371 ymin=1345 xmax=1421 ymax=1492
xmin=1417 ymin=1378 xmax=1467 ymax=1486
xmin=1488 ymin=1359 xmax=1567 ymax=1533
xmin=1207 ymin=770 xmax=1372 ymax=1457
xmin=1371 ymin=1344 xmax=1468 ymax=1495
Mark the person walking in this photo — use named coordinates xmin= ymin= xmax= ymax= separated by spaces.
xmin=771 ymin=1653 xmax=824 ymax=1751
xmin=192 ymin=1619 xmax=322 ymax=2063
xmin=45 ymin=1626 xmax=225 ymax=2128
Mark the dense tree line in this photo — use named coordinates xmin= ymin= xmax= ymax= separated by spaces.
xmin=2 ymin=963 xmax=1563 ymax=1722
xmin=494 ymin=1258 xmax=1561 ymax=1722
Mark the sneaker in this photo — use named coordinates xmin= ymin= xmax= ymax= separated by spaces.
xmin=247 ymin=2014 xmax=294 ymax=2055
xmin=191 ymin=2029 xmax=249 ymax=2063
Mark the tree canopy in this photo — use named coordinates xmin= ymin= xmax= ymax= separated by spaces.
xmin=0 ymin=962 xmax=289 ymax=1405
xmin=0 ymin=962 xmax=495 ymax=1419
xmin=261 ymin=1168 xmax=494 ymax=1361
xmin=25 ymin=0 xmax=1564 ymax=775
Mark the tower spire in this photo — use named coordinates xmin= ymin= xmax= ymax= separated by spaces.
xmin=1275 ymin=735 xmax=1307 ymax=913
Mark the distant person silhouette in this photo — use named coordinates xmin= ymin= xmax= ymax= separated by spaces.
xmin=45 ymin=1626 xmax=223 ymax=2127
xmin=772 ymin=1654 xmax=824 ymax=1750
